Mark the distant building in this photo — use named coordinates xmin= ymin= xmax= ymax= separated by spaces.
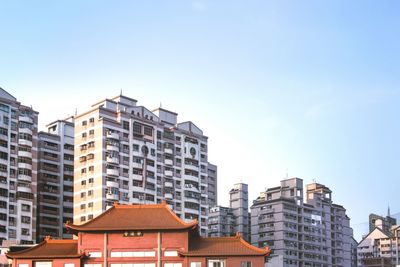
xmin=7 ymin=202 xmax=271 ymax=267
xmin=251 ymin=178 xmax=354 ymax=267
xmin=208 ymin=183 xmax=250 ymax=241
xmin=37 ymin=118 xmax=74 ymax=241
xmin=357 ymin=220 xmax=400 ymax=267
xmin=369 ymin=212 xmax=396 ymax=234
xmin=0 ymin=88 xmax=38 ymax=244
xmin=207 ymin=163 xmax=218 ymax=208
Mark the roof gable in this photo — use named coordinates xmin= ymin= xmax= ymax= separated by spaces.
xmin=358 ymin=227 xmax=390 ymax=247
xmin=66 ymin=202 xmax=197 ymax=232
xmin=182 ymin=234 xmax=270 ymax=257
xmin=0 ymin=87 xmax=16 ymax=102
xmin=6 ymin=238 xmax=81 ymax=259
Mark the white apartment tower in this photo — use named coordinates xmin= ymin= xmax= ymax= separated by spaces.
xmin=37 ymin=118 xmax=74 ymax=241
xmin=0 ymin=88 xmax=38 ymax=244
xmin=74 ymin=94 xmax=215 ymax=235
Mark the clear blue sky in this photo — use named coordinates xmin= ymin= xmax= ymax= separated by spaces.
xmin=1 ymin=1 xmax=399 ymax=240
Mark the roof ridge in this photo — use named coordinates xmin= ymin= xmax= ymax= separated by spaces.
xmin=47 ymin=239 xmax=77 ymax=244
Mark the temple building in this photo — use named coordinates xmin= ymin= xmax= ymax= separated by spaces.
xmin=7 ymin=202 xmax=270 ymax=267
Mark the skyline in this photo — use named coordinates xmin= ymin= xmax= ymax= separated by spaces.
xmin=2 ymin=0 xmax=400 ymax=241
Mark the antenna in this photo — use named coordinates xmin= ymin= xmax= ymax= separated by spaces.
xmin=312 ymin=178 xmax=316 ymax=183
xmin=120 ymin=88 xmax=123 ymax=96
xmin=286 ymin=168 xmax=288 ymax=178
xmin=75 ymin=108 xmax=77 ymax=116
xmin=160 ymin=102 xmax=162 ymax=108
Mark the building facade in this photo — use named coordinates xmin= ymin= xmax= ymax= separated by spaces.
xmin=357 ymin=224 xmax=400 ymax=267
xmin=208 ymin=183 xmax=250 ymax=241
xmin=251 ymin=178 xmax=353 ymax=267
xmin=0 ymin=88 xmax=38 ymax=244
xmin=73 ymin=95 xmax=216 ymax=236
xmin=37 ymin=118 xmax=75 ymax=241
xmin=206 ymin=164 xmax=217 ymax=208
xmin=7 ymin=202 xmax=270 ymax=267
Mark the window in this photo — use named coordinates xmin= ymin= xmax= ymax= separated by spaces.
xmin=21 ymin=228 xmax=30 ymax=235
xmin=22 ymin=204 xmax=31 ymax=212
xmin=191 ymin=263 xmax=201 ymax=267
xmin=207 ymin=260 xmax=225 ymax=267
xmin=164 ymin=251 xmax=178 ymax=257
xmin=88 ymin=251 xmax=102 ymax=258
xmin=241 ymin=262 xmax=252 ymax=267
xmin=21 ymin=216 xmax=30 ymax=224
xmin=82 ymin=121 xmax=87 ymax=126
xmin=164 ymin=264 xmax=182 ymax=267
xmin=35 ymin=262 xmax=52 ymax=267
xmin=80 ymin=216 xmax=85 ymax=222
xmin=89 ymin=118 xmax=95 ymax=123
xmin=89 ymin=178 xmax=94 ymax=184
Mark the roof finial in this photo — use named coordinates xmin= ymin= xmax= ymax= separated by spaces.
xmin=160 ymin=102 xmax=162 ymax=108
xmin=44 ymin=235 xmax=51 ymax=241
xmin=75 ymin=108 xmax=77 ymax=116
xmin=388 ymin=205 xmax=391 ymax=217
xmin=120 ymin=88 xmax=123 ymax=96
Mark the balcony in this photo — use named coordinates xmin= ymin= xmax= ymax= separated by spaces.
xmin=165 ymin=170 xmax=173 ymax=177
xmin=164 ymin=159 xmax=173 ymax=166
xmin=107 ymin=132 xmax=119 ymax=140
xmin=132 ymin=174 xmax=143 ymax=181
xmin=18 ymin=150 xmax=32 ymax=158
xmin=164 ymin=148 xmax=173 ymax=154
xmin=106 ymin=180 xmax=119 ymax=188
xmin=106 ymin=193 xmax=119 ymax=201
xmin=106 ymin=144 xmax=119 ymax=152
xmin=19 ymin=116 xmax=33 ymax=124
xmin=132 ymin=162 xmax=143 ymax=169
xmin=164 ymin=181 xmax=174 ymax=188
xmin=184 ymin=164 xmax=199 ymax=172
xmin=106 ymin=168 xmax=119 ymax=176
xmin=17 ymin=186 xmax=32 ymax=193
xmin=106 ymin=157 xmax=119 ymax=164
xmin=18 ymin=139 xmax=32 ymax=147
xmin=18 ymin=174 xmax=32 ymax=182
xmin=19 ymin=127 xmax=33 ymax=135
xmin=18 ymin=162 xmax=32 ymax=169
xmin=164 ymin=193 xmax=173 ymax=200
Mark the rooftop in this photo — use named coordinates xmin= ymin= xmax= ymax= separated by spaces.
xmin=66 ymin=202 xmax=197 ymax=232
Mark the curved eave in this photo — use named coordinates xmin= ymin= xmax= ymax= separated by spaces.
xmin=65 ymin=221 xmax=198 ymax=233
xmin=6 ymin=254 xmax=84 ymax=260
xmin=179 ymin=252 xmax=269 ymax=257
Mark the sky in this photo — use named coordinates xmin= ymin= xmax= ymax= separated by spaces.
xmin=1 ymin=0 xmax=399 ymax=241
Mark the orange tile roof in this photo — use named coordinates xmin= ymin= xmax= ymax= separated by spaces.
xmin=181 ymin=234 xmax=271 ymax=257
xmin=66 ymin=202 xmax=197 ymax=232
xmin=6 ymin=238 xmax=82 ymax=259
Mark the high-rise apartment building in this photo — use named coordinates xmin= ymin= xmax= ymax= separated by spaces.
xmin=251 ymin=178 xmax=353 ymax=267
xmin=0 ymin=88 xmax=38 ymax=244
xmin=37 ymin=118 xmax=74 ymax=241
xmin=208 ymin=183 xmax=250 ymax=241
xmin=73 ymin=94 xmax=215 ymax=235
xmin=207 ymin=163 xmax=217 ymax=208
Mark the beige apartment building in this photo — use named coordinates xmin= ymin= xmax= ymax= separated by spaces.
xmin=73 ymin=94 xmax=216 ymax=235
xmin=37 ymin=118 xmax=74 ymax=241
xmin=0 ymin=88 xmax=38 ymax=244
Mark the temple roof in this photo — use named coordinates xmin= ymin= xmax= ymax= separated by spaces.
xmin=66 ymin=202 xmax=197 ymax=232
xmin=181 ymin=234 xmax=271 ymax=257
xmin=6 ymin=238 xmax=82 ymax=259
